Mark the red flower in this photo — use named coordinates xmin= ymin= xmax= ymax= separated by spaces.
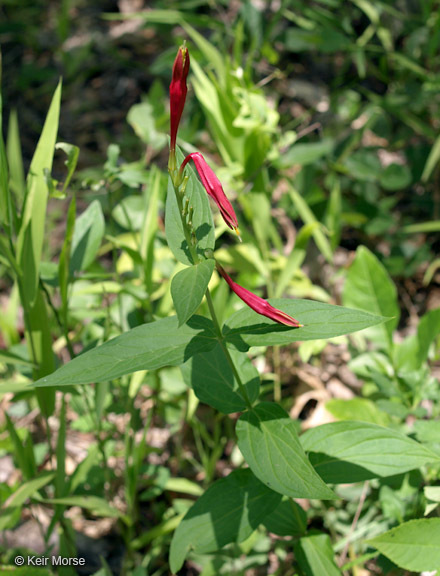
xmin=217 ymin=264 xmax=302 ymax=327
xmin=180 ymin=152 xmax=240 ymax=237
xmin=169 ymin=46 xmax=190 ymax=154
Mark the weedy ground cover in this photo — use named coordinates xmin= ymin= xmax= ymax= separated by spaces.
xmin=1 ymin=2 xmax=440 ymax=575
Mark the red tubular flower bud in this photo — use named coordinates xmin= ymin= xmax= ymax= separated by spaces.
xmin=217 ymin=264 xmax=302 ymax=328
xmin=180 ymin=152 xmax=241 ymax=237
xmin=169 ymin=46 xmax=190 ymax=153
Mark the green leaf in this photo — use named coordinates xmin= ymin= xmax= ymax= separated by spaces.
xmin=55 ymin=142 xmax=80 ymax=194
xmin=27 ymin=290 xmax=56 ymax=415
xmin=422 ymin=133 xmax=440 ymax=182
xmin=301 ymin=421 xmax=439 ymax=483
xmin=4 ymin=414 xmax=35 ymax=481
xmin=182 ymin=23 xmax=226 ymax=85
xmin=223 ymin=299 xmax=386 ymax=349
xmin=165 ymin=147 xmax=215 ymax=266
xmin=171 ymin=259 xmax=214 ymax=326
xmin=0 ymin=567 xmax=52 ymax=576
xmin=417 ymin=307 xmax=440 ymax=367
xmin=276 ymin=140 xmax=334 ymax=168
xmin=69 ymin=444 xmax=100 ymax=493
xmin=112 ymin=195 xmax=145 ymax=231
xmin=16 ymin=80 xmax=62 ymax=305
xmin=69 ymin=200 xmax=105 ymax=276
xmin=180 ymin=343 xmax=260 ymax=413
xmin=140 ymin=166 xmax=161 ymax=295
xmin=367 ymin=519 xmax=440 ymax=572
xmin=33 ymin=316 xmax=217 ymax=387
xmin=127 ymin=101 xmax=167 ymax=149
xmin=58 ymin=194 xmax=76 ymax=321
xmin=285 ymin=27 xmax=350 ymax=53
xmin=403 ymin=220 xmax=440 ymax=233
xmin=7 ymin=110 xmax=26 ymax=208
xmin=55 ymin=397 xmax=66 ymax=499
xmin=379 ymin=163 xmax=412 ymax=191
xmin=261 ymin=496 xmax=307 ymax=537
xmin=344 ymin=150 xmax=382 ymax=182
xmin=0 ymin=83 xmax=10 ymax=230
xmin=169 ymin=469 xmax=281 ymax=573
xmin=1 ymin=472 xmax=54 ymax=509
xmin=288 ymin=186 xmax=333 ymax=263
xmin=0 ymin=349 xmax=34 ymax=368
xmin=425 ymin=486 xmax=440 ymax=503
xmin=325 ymin=398 xmax=389 ymax=426
xmin=190 ymin=59 xmax=242 ymax=166
xmin=44 ymin=496 xmax=126 ymax=520
xmin=164 ymin=477 xmax=204 ymax=497
xmin=413 ymin=420 xmax=440 ymax=445
xmin=236 ymin=403 xmax=335 ymax=499
xmin=294 ymin=533 xmax=342 ymax=576
xmin=343 ymin=246 xmax=399 ymax=350
xmin=325 ymin=178 xmax=342 ymax=252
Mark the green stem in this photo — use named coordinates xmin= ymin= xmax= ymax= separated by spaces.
xmin=39 ymin=279 xmax=75 ymax=359
xmin=205 ymin=288 xmax=252 ymax=409
xmin=169 ymin=167 xmax=252 ymax=410
xmin=17 ymin=280 xmax=38 ymax=370
xmin=273 ymin=347 xmax=282 ymax=402
xmin=170 ymin=171 xmax=199 ymax=264
xmin=264 ymin=265 xmax=282 ymax=402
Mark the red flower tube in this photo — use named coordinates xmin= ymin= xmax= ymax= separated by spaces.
xmin=180 ymin=152 xmax=240 ymax=237
xmin=169 ymin=46 xmax=190 ymax=156
xmin=217 ymin=264 xmax=302 ymax=327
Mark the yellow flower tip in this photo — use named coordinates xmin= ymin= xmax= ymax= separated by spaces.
xmin=234 ymin=227 xmax=242 ymax=242
xmin=180 ymin=45 xmax=188 ymax=66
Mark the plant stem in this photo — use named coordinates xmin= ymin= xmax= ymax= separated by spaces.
xmin=339 ymin=481 xmax=370 ymax=566
xmin=39 ymin=279 xmax=75 ymax=359
xmin=170 ymin=173 xmax=199 ymax=264
xmin=169 ymin=171 xmax=253 ymax=410
xmin=265 ymin=270 xmax=282 ymax=402
xmin=205 ymin=288 xmax=252 ymax=409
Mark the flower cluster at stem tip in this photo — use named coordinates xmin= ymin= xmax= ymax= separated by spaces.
xmin=168 ymin=45 xmax=302 ymax=328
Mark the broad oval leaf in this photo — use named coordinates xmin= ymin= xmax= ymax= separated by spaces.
xmin=417 ymin=307 xmax=440 ymax=368
xmin=112 ymin=195 xmax=145 ymax=230
xmin=261 ymin=496 xmax=307 ymax=537
xmin=342 ymin=246 xmax=399 ymax=350
xmin=180 ymin=343 xmax=259 ymax=413
xmin=325 ymin=398 xmax=390 ymax=426
xmin=413 ymin=419 xmax=440 ymax=445
xmin=368 ymin=519 xmax=440 ymax=572
xmin=33 ymin=315 xmax=217 ymax=387
xmin=294 ymin=533 xmax=342 ymax=576
xmin=69 ymin=200 xmax=105 ymax=276
xmin=169 ymin=469 xmax=281 ymax=574
xmin=301 ymin=421 xmax=440 ymax=483
xmin=165 ymin=147 xmax=215 ymax=266
xmin=171 ymin=259 xmax=214 ymax=326
xmin=236 ymin=403 xmax=335 ymax=500
xmin=223 ymin=299 xmax=386 ymax=349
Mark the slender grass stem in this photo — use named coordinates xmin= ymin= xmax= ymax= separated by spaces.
xmin=39 ymin=279 xmax=75 ymax=359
